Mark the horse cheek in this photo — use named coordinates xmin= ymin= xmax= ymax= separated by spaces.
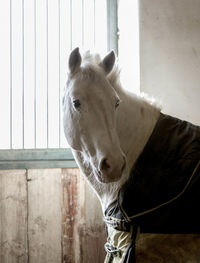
xmin=63 ymin=111 xmax=80 ymax=150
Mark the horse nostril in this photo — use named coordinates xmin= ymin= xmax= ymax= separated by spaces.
xmin=100 ymin=158 xmax=111 ymax=172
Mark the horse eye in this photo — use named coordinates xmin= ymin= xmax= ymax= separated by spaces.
xmin=115 ymin=99 xmax=120 ymax=109
xmin=73 ymin=99 xmax=81 ymax=109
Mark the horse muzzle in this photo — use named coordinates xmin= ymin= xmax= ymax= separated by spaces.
xmin=97 ymin=155 xmax=126 ymax=183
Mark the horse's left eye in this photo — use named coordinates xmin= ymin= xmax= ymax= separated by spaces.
xmin=115 ymin=99 xmax=120 ymax=109
xmin=73 ymin=99 xmax=81 ymax=109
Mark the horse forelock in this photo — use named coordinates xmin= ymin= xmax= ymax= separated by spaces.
xmin=82 ymin=51 xmax=121 ymax=89
xmin=82 ymin=51 xmax=101 ymax=65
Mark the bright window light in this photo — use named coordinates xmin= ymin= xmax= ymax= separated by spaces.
xmin=118 ymin=0 xmax=140 ymax=93
xmin=0 ymin=0 xmax=107 ymax=150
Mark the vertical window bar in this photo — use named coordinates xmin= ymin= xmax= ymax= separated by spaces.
xmin=10 ymin=0 xmax=13 ymax=149
xmin=107 ymin=0 xmax=118 ymax=54
xmin=82 ymin=0 xmax=84 ymax=47
xmin=58 ymin=0 xmax=61 ymax=148
xmin=34 ymin=0 xmax=36 ymax=148
xmin=46 ymin=0 xmax=49 ymax=148
xmin=107 ymin=0 xmax=110 ymax=51
xmin=70 ymin=0 xmax=72 ymax=50
xmin=93 ymin=0 xmax=96 ymax=47
xmin=22 ymin=0 xmax=24 ymax=148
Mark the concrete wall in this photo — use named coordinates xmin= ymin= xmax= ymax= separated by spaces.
xmin=140 ymin=0 xmax=200 ymax=125
xmin=138 ymin=2 xmax=200 ymax=261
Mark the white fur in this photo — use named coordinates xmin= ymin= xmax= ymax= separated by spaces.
xmin=63 ymin=49 xmax=161 ymax=212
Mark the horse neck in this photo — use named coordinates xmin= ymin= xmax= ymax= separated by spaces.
xmin=96 ymin=89 xmax=160 ymax=211
xmin=116 ymin=88 xmax=161 ymax=172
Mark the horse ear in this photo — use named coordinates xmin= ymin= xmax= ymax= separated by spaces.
xmin=69 ymin=47 xmax=81 ymax=74
xmin=100 ymin=51 xmax=115 ymax=75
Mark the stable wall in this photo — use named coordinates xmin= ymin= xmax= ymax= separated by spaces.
xmin=137 ymin=1 xmax=200 ymax=261
xmin=1 ymin=168 xmax=200 ymax=263
xmin=0 ymin=168 xmax=105 ymax=263
xmin=140 ymin=0 xmax=200 ymax=125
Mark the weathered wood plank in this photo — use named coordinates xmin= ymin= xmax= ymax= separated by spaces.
xmin=28 ymin=169 xmax=62 ymax=263
xmin=61 ymin=168 xmax=106 ymax=263
xmin=0 ymin=170 xmax=28 ymax=263
xmin=81 ymin=179 xmax=106 ymax=263
xmin=136 ymin=233 xmax=200 ymax=262
xmin=62 ymin=168 xmax=85 ymax=263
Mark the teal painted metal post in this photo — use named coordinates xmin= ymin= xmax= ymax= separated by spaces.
xmin=107 ymin=0 xmax=118 ymax=55
xmin=0 ymin=149 xmax=77 ymax=169
xmin=10 ymin=0 xmax=13 ymax=149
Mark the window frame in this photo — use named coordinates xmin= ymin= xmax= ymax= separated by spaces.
xmin=0 ymin=148 xmax=76 ymax=169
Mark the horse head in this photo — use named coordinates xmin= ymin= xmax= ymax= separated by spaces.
xmin=63 ymin=48 xmax=125 ymax=184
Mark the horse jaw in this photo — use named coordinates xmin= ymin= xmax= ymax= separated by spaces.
xmin=71 ymin=149 xmax=130 ymax=211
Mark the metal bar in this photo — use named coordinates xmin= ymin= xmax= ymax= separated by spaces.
xmin=58 ymin=0 xmax=61 ymax=148
xmin=0 ymin=148 xmax=74 ymax=161
xmin=46 ymin=0 xmax=49 ymax=148
xmin=94 ymin=0 xmax=96 ymax=47
xmin=0 ymin=160 xmax=77 ymax=170
xmin=9 ymin=0 xmax=13 ymax=149
xmin=34 ymin=0 xmax=36 ymax=148
xmin=82 ymin=0 xmax=84 ymax=47
xmin=70 ymin=0 xmax=72 ymax=49
xmin=0 ymin=149 xmax=77 ymax=169
xmin=107 ymin=0 xmax=118 ymax=54
xmin=107 ymin=0 xmax=110 ymax=50
xmin=22 ymin=0 xmax=25 ymax=148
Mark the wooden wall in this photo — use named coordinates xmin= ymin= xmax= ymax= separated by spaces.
xmin=0 ymin=168 xmax=106 ymax=263
xmin=1 ymin=168 xmax=200 ymax=263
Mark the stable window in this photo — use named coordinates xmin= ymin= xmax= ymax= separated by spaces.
xmin=0 ymin=0 xmax=118 ymax=169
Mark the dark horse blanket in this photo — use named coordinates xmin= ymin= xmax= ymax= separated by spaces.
xmin=104 ymin=113 xmax=200 ymax=263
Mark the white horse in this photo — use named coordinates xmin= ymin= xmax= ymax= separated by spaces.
xmin=63 ymin=47 xmax=160 ymax=212
xmin=63 ymin=48 xmax=200 ymax=262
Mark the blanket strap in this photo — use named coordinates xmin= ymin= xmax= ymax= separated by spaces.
xmin=105 ymin=242 xmax=122 ymax=256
